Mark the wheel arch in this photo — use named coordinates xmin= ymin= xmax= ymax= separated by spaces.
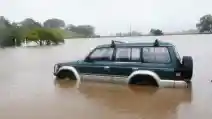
xmin=127 ymin=70 xmax=161 ymax=86
xmin=56 ymin=66 xmax=81 ymax=82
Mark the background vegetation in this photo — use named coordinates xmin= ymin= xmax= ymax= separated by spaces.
xmin=0 ymin=16 xmax=96 ymax=47
xmin=1 ymin=14 xmax=212 ymax=47
xmin=114 ymin=14 xmax=212 ymax=37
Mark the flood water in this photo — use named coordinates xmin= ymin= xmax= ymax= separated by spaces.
xmin=0 ymin=35 xmax=212 ymax=119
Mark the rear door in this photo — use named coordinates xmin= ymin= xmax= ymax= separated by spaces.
xmin=140 ymin=46 xmax=175 ymax=79
xmin=108 ymin=47 xmax=142 ymax=82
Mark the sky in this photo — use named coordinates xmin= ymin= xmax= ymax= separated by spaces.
xmin=0 ymin=0 xmax=211 ymax=35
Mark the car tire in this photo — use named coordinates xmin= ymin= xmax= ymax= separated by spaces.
xmin=129 ymin=75 xmax=158 ymax=87
xmin=56 ymin=70 xmax=77 ymax=80
xmin=182 ymin=56 xmax=193 ymax=79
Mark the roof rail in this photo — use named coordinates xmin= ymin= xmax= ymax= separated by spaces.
xmin=112 ymin=40 xmax=125 ymax=44
xmin=111 ymin=40 xmax=126 ymax=47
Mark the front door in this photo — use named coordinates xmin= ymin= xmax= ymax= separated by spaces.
xmin=77 ymin=47 xmax=115 ymax=81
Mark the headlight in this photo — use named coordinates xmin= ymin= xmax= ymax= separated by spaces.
xmin=54 ymin=64 xmax=59 ymax=73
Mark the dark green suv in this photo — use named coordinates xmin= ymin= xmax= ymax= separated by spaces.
xmin=53 ymin=39 xmax=193 ymax=88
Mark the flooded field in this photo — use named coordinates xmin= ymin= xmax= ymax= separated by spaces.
xmin=0 ymin=35 xmax=212 ymax=119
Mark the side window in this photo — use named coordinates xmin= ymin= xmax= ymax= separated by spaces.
xmin=115 ymin=48 xmax=131 ymax=61
xmin=89 ymin=48 xmax=114 ymax=61
xmin=142 ymin=47 xmax=171 ymax=63
xmin=131 ymin=48 xmax=141 ymax=61
xmin=115 ymin=48 xmax=141 ymax=62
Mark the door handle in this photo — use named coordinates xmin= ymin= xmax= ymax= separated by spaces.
xmin=132 ymin=67 xmax=138 ymax=70
xmin=104 ymin=66 xmax=110 ymax=70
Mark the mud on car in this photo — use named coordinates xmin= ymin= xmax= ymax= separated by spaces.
xmin=53 ymin=39 xmax=193 ymax=88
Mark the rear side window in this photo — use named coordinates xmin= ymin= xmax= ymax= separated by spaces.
xmin=115 ymin=47 xmax=141 ymax=62
xmin=142 ymin=47 xmax=171 ymax=63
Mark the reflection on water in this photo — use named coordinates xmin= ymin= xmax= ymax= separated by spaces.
xmin=0 ymin=35 xmax=212 ymax=119
xmin=55 ymin=80 xmax=192 ymax=119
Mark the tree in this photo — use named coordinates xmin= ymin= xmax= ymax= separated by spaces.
xmin=26 ymin=30 xmax=40 ymax=44
xmin=66 ymin=25 xmax=95 ymax=37
xmin=20 ymin=18 xmax=42 ymax=29
xmin=0 ymin=17 xmax=23 ymax=47
xmin=0 ymin=27 xmax=23 ymax=47
xmin=26 ymin=28 xmax=64 ymax=46
xmin=65 ymin=24 xmax=75 ymax=31
xmin=76 ymin=25 xmax=95 ymax=37
xmin=43 ymin=18 xmax=65 ymax=28
xmin=150 ymin=29 xmax=164 ymax=36
xmin=196 ymin=14 xmax=212 ymax=33
xmin=0 ymin=16 xmax=12 ymax=28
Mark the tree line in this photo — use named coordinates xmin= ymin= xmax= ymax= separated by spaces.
xmin=115 ymin=14 xmax=212 ymax=36
xmin=115 ymin=28 xmax=164 ymax=37
xmin=0 ymin=16 xmax=96 ymax=47
xmin=153 ymin=14 xmax=212 ymax=35
xmin=1 ymin=14 xmax=212 ymax=47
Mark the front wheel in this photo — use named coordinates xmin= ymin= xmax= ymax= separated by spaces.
xmin=56 ymin=70 xmax=77 ymax=80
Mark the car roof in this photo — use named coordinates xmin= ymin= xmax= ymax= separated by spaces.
xmin=96 ymin=39 xmax=175 ymax=48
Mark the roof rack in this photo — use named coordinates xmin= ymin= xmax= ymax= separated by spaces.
xmin=111 ymin=40 xmax=126 ymax=47
xmin=153 ymin=39 xmax=160 ymax=47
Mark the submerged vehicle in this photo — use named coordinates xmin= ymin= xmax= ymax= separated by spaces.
xmin=53 ymin=39 xmax=193 ymax=88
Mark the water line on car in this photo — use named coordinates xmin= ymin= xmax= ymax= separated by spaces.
xmin=75 ymin=77 xmax=81 ymax=89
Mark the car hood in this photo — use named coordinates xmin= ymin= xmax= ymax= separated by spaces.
xmin=56 ymin=60 xmax=84 ymax=66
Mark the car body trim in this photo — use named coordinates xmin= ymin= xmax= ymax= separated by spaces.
xmin=80 ymin=73 xmax=128 ymax=78
xmin=159 ymin=79 xmax=188 ymax=88
xmin=80 ymin=73 xmax=129 ymax=84
xmin=79 ymin=72 xmax=188 ymax=88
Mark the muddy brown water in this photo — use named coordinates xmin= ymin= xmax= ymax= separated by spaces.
xmin=0 ymin=35 xmax=212 ymax=119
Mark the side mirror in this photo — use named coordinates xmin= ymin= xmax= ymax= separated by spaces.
xmin=84 ymin=57 xmax=93 ymax=62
